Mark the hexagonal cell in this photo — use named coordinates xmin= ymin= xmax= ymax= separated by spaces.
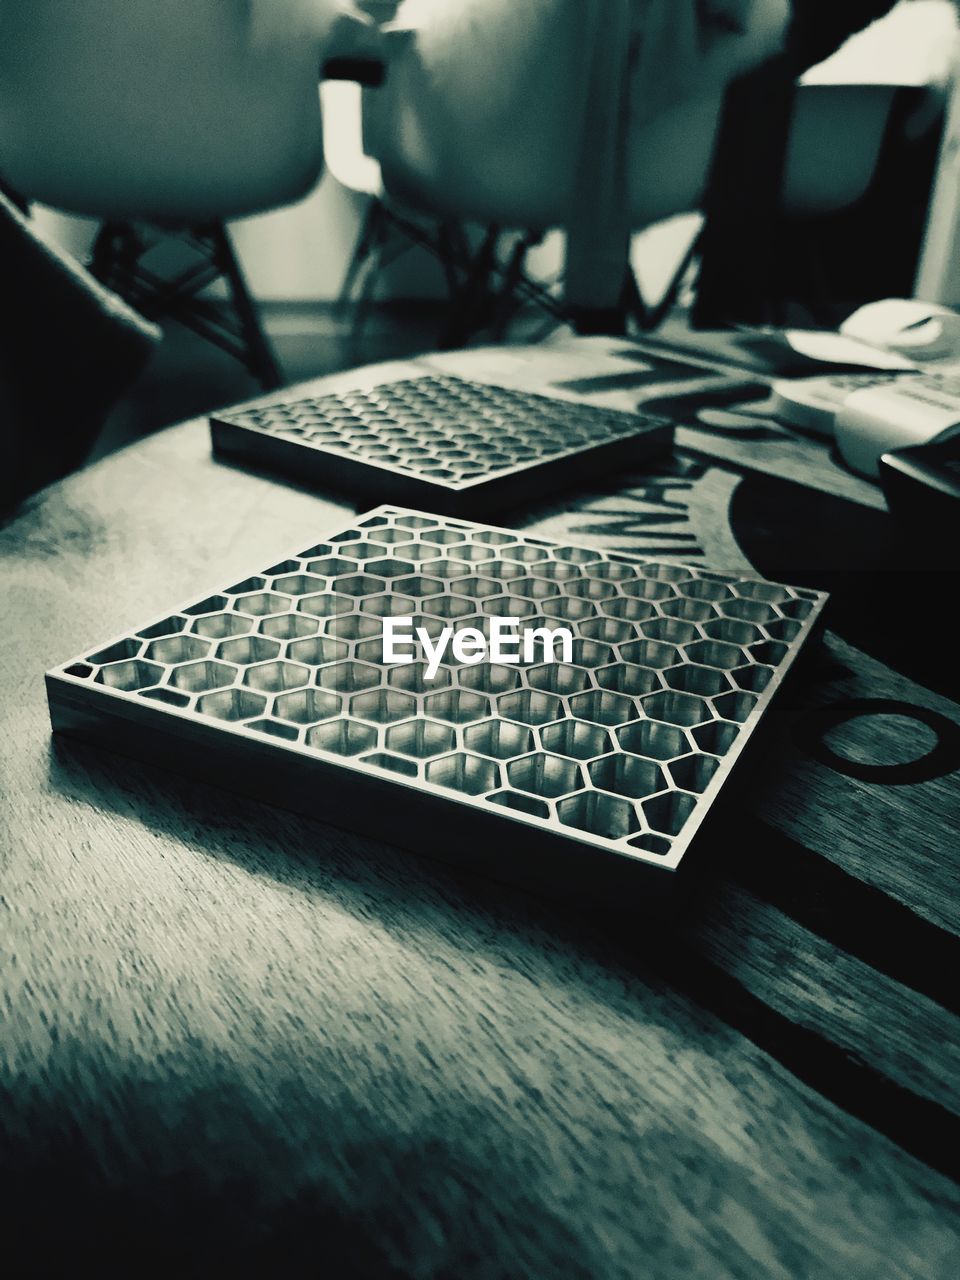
xmin=183 ymin=594 xmax=230 ymax=617
xmin=452 ymin=575 xmax=500 ymax=600
xmin=565 ymin=578 xmax=618 ymax=602
xmin=472 ymin=528 xmax=516 ymax=545
xmin=569 ymin=638 xmax=614 ymax=668
xmin=663 ymin=664 xmax=730 ymax=697
xmin=360 ymin=593 xmax=417 ymax=620
xmin=589 ymin=753 xmax=665 ymax=799
xmin=95 ymin=658 xmax=163 ymax=692
xmin=678 ymin=578 xmax=732 ymax=602
xmin=595 ymin=663 xmax=661 ymax=697
xmin=682 ymin=639 xmax=746 ymax=670
xmin=350 ymin=689 xmax=416 ymax=724
xmin=88 ymin=638 xmax=143 ymax=665
xmin=589 ymin=559 xmax=637 ymax=582
xmin=360 ymin=558 xmax=414 ymax=581
xmin=616 ymin=719 xmax=689 ymax=760
xmin=501 ymin=543 xmax=550 ymax=563
xmin=458 ymin=663 xmax=521 ymax=694
xmin=497 ymin=689 xmax=564 ymax=727
xmin=641 ymin=617 xmax=700 ymax=645
xmin=660 ymin=597 xmax=716 ymax=623
xmin=669 ymin=753 xmax=720 ymax=793
xmin=231 ymin=591 xmax=288 ymax=618
xmin=507 ymin=752 xmax=582 ymax=799
xmin=421 ymin=528 xmax=466 ymax=545
xmin=621 ymin=577 xmax=675 ymax=602
xmin=525 ymin=662 xmax=591 ymax=695
xmin=640 ymin=562 xmax=692 ymax=583
xmin=137 ymin=615 xmax=187 ymax=640
xmin=248 ymin=718 xmax=301 ymax=742
xmin=721 ymin=598 xmax=778 ymax=624
xmin=273 ymin=688 xmax=341 ymax=725
xmin=302 ymin=556 xmax=357 ymax=577
xmin=242 ymin=660 xmax=311 ymax=694
xmin=392 ymin=574 xmax=444 ymax=598
xmin=713 ymin=691 xmax=758 ymax=724
xmin=552 ymin=544 xmax=599 ymax=564
xmin=262 ymin=559 xmax=303 ymax=576
xmin=271 ymin=573 xmax=326 ymax=597
xmin=196 ymin=688 xmax=266 ymax=722
xmin=169 ymin=659 xmax=237 ymax=694
xmin=529 ymin=560 xmax=580 ymax=582
xmin=306 ymin=718 xmax=378 ymax=756
xmin=692 ymin=720 xmax=740 ymax=754
xmin=297 ymin=592 xmax=353 ymax=619
xmin=750 ymin=640 xmax=788 ymax=665
xmin=481 ymin=594 xmax=538 ymax=620
xmin=216 ymin=635 xmax=281 ymax=665
xmin=702 ymin=618 xmax=762 ymax=646
xmin=259 ymin=613 xmax=319 ymax=641
xmin=426 ymin=752 xmax=499 ymax=796
xmin=482 ymin=560 xmax=526 ymax=582
xmin=462 ymin=719 xmax=535 ymax=760
xmin=735 ymin=579 xmax=790 ymax=604
xmin=402 ymin=541 xmax=444 ymax=562
xmin=765 ymin=618 xmax=802 ymax=642
xmin=386 ymin=719 xmax=457 ymax=759
xmin=325 ymin=613 xmax=382 ymax=641
xmin=423 ymin=689 xmax=490 ymax=725
xmin=336 ymin=574 xmax=387 ymax=598
xmin=602 ymin=596 xmax=657 ymax=623
xmin=360 ymin=751 xmax=419 ymax=779
xmin=224 ymin=576 xmax=266 ymax=595
xmin=642 ymin=791 xmax=698 ymax=837
xmin=285 ymin=635 xmax=349 ymax=666
xmin=444 ymin=542 xmax=494 ymax=564
xmin=512 ymin=578 xmax=562 ymax=601
xmin=144 ymin=634 xmax=211 ymax=664
xmin=628 ymin=832 xmax=673 ymax=858
xmin=540 ymin=718 xmax=611 ymax=760
xmin=568 ymin=689 xmax=636 ymax=727
xmin=317 ymin=660 xmax=381 ymax=693
xmin=388 ymin=661 xmax=451 ymax=693
xmin=779 ymin=597 xmax=814 ymax=620
xmin=578 ymin=617 xmax=637 ymax=645
xmin=641 ymin=690 xmax=712 ymax=728
xmin=618 ymin=639 xmax=680 ymax=669
xmin=300 ymin=540 xmax=335 ymax=556
xmin=486 ymin=790 xmax=551 ymax=820
xmin=557 ymin=791 xmax=639 ymax=840
xmin=429 ymin=559 xmax=472 ymax=580
xmin=423 ymin=594 xmax=474 ymax=620
xmin=336 ymin=541 xmax=387 ymax=562
xmin=395 ymin=514 xmax=438 ymax=530
xmin=731 ymin=664 xmax=774 ymax=693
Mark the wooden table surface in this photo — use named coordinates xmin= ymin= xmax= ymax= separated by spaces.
xmin=2 ymin=339 xmax=958 ymax=1277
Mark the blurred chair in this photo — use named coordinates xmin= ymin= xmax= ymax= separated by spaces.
xmin=356 ymin=0 xmax=790 ymax=336
xmin=0 ymin=0 xmax=345 ymax=388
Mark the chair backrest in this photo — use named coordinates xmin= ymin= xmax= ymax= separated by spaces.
xmin=0 ymin=1 xmax=333 ymax=221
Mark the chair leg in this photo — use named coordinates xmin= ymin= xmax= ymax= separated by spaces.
xmin=205 ymin=222 xmax=283 ymax=390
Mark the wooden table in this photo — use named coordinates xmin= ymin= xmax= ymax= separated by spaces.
xmin=2 ymin=338 xmax=958 ymax=1277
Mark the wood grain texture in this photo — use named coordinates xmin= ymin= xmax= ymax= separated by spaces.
xmin=2 ymin=347 xmax=959 ymax=1277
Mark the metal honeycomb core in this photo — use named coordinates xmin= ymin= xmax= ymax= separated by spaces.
xmin=47 ymin=507 xmax=827 ymax=876
xmin=210 ymin=375 xmax=672 ymax=515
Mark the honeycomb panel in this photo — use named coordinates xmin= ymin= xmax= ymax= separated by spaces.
xmin=47 ymin=506 xmax=828 ymax=876
xmin=210 ymin=374 xmax=670 ymax=515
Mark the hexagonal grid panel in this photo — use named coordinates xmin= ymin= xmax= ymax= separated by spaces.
xmin=47 ymin=505 xmax=827 ymax=877
xmin=210 ymin=374 xmax=672 ymax=517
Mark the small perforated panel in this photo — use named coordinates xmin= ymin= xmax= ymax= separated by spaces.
xmin=210 ymin=375 xmax=672 ymax=514
xmin=47 ymin=507 xmax=827 ymax=875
